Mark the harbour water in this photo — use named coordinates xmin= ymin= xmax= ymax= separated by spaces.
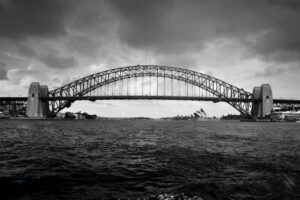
xmin=0 ymin=119 xmax=299 ymax=199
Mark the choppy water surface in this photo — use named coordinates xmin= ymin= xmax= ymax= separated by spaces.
xmin=0 ymin=120 xmax=300 ymax=199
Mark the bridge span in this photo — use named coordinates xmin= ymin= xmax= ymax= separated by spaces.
xmin=41 ymin=96 xmax=256 ymax=102
xmin=1 ymin=96 xmax=298 ymax=104
xmin=1 ymin=65 xmax=299 ymax=119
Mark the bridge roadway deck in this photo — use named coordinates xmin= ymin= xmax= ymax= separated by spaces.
xmin=1 ymin=96 xmax=300 ymax=104
xmin=0 ymin=97 xmax=27 ymax=105
xmin=0 ymin=97 xmax=27 ymax=101
xmin=41 ymin=95 xmax=256 ymax=102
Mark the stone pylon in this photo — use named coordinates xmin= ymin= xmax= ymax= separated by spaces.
xmin=26 ymin=82 xmax=49 ymax=118
xmin=251 ymin=84 xmax=273 ymax=118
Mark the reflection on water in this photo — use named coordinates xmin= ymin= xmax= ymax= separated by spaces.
xmin=0 ymin=119 xmax=299 ymax=199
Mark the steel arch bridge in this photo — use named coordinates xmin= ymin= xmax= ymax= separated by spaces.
xmin=47 ymin=65 xmax=253 ymax=117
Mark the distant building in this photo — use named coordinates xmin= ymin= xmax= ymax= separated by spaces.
xmin=0 ymin=104 xmax=26 ymax=116
xmin=55 ymin=111 xmax=96 ymax=119
xmin=74 ymin=113 xmax=84 ymax=119
xmin=55 ymin=113 xmax=65 ymax=119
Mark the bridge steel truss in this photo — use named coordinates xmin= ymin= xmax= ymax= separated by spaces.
xmin=48 ymin=65 xmax=253 ymax=117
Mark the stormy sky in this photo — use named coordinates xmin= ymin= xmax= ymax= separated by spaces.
xmin=1 ymin=0 xmax=300 ymax=117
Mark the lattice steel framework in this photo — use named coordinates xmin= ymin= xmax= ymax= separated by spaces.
xmin=48 ymin=65 xmax=253 ymax=117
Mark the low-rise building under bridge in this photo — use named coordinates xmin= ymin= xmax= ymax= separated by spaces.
xmin=1 ymin=65 xmax=300 ymax=119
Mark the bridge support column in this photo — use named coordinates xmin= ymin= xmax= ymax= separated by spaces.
xmin=26 ymin=82 xmax=49 ymax=118
xmin=251 ymin=84 xmax=273 ymax=118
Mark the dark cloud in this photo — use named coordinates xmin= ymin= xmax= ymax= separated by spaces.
xmin=267 ymin=0 xmax=300 ymax=11
xmin=7 ymin=66 xmax=51 ymax=84
xmin=37 ymin=52 xmax=77 ymax=69
xmin=108 ymin=0 xmax=198 ymax=53
xmin=1 ymin=39 xmax=50 ymax=67
xmin=255 ymin=66 xmax=285 ymax=77
xmin=0 ymin=0 xmax=79 ymax=71
xmin=255 ymin=61 xmax=300 ymax=78
xmin=67 ymin=35 xmax=101 ymax=58
xmin=0 ymin=62 xmax=7 ymax=79
xmin=0 ymin=40 xmax=77 ymax=69
xmin=1 ymin=0 xmax=299 ymax=67
xmin=250 ymin=26 xmax=300 ymax=63
xmin=1 ymin=0 xmax=300 ymax=79
xmin=0 ymin=0 xmax=70 ymax=40
xmin=107 ymin=0 xmax=300 ymax=64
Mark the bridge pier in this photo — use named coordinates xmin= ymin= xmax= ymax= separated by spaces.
xmin=26 ymin=82 xmax=49 ymax=118
xmin=251 ymin=84 xmax=273 ymax=118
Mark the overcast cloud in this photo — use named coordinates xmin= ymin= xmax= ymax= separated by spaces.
xmin=0 ymin=0 xmax=300 ymax=117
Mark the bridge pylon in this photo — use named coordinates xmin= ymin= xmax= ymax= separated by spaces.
xmin=251 ymin=84 xmax=273 ymax=118
xmin=26 ymin=82 xmax=49 ymax=118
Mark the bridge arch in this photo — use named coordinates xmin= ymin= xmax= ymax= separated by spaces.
xmin=48 ymin=65 xmax=252 ymax=117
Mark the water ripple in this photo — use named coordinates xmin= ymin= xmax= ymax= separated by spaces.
xmin=0 ymin=119 xmax=299 ymax=199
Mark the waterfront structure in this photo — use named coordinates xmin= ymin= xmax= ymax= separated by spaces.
xmin=251 ymin=84 xmax=273 ymax=118
xmin=0 ymin=65 xmax=299 ymax=119
xmin=26 ymin=82 xmax=49 ymax=118
xmin=270 ymin=108 xmax=300 ymax=122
